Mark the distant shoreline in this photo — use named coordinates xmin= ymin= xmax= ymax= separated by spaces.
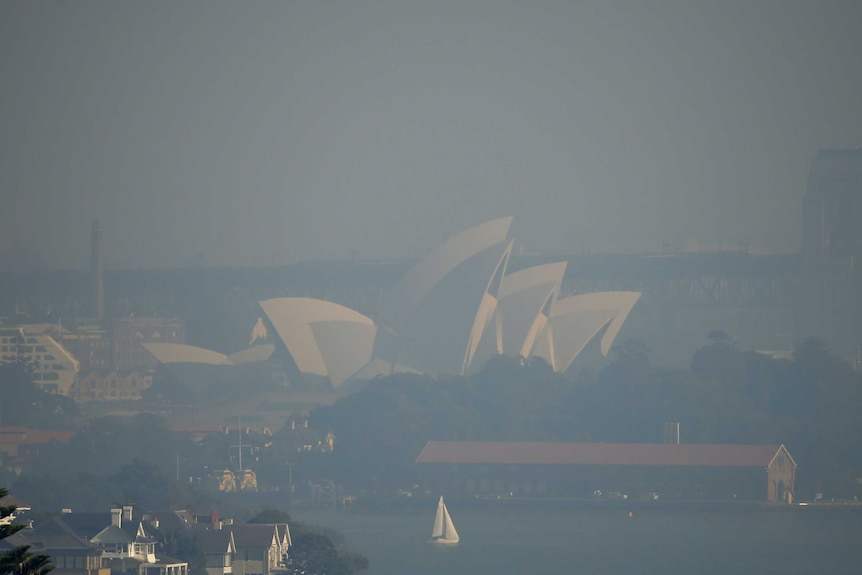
xmin=337 ymin=494 xmax=862 ymax=514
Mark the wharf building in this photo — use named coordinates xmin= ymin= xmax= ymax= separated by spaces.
xmin=415 ymin=440 xmax=797 ymax=503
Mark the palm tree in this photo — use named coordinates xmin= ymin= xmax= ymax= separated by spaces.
xmin=0 ymin=488 xmax=52 ymax=575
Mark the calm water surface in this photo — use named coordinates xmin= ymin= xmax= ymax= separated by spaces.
xmin=294 ymin=503 xmax=862 ymax=575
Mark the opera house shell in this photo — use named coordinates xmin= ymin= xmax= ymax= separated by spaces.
xmin=255 ymin=217 xmax=643 ymax=387
xmin=531 ymin=291 xmax=642 ymax=372
xmin=143 ymin=342 xmax=275 ymax=396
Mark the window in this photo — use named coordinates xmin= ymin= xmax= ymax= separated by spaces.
xmin=42 ymin=372 xmax=59 ymax=381
xmin=35 ymin=345 xmax=47 ymax=352
xmin=44 ymin=354 xmax=55 ymax=360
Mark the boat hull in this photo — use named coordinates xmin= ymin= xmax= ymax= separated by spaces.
xmin=429 ymin=537 xmax=459 ymax=545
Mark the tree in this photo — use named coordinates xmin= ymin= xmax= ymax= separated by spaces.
xmin=287 ymin=532 xmax=368 ymax=575
xmin=247 ymin=509 xmax=292 ymax=524
xmin=0 ymin=487 xmax=52 ymax=575
xmin=0 ymin=363 xmax=77 ymax=430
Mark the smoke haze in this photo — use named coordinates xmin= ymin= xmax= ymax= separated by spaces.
xmin=2 ymin=0 xmax=861 ymax=268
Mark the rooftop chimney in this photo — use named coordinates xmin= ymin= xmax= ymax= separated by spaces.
xmin=110 ymin=508 xmax=122 ymax=528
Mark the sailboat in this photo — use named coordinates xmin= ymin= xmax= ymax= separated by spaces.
xmin=429 ymin=495 xmax=460 ymax=544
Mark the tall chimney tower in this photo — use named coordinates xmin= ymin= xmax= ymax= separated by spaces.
xmin=91 ymin=220 xmax=104 ymax=322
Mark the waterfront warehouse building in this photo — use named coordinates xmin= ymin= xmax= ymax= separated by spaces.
xmin=416 ymin=441 xmax=796 ymax=503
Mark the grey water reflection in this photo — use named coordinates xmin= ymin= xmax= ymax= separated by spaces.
xmin=294 ymin=505 xmax=862 ymax=575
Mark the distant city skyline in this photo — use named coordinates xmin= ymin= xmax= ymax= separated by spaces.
xmin=2 ymin=1 xmax=862 ymax=269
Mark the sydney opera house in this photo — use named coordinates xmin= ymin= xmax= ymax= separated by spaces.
xmin=258 ymin=217 xmax=638 ymax=386
xmin=144 ymin=217 xmax=640 ymax=389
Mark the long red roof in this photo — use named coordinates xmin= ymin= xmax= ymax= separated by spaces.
xmin=415 ymin=441 xmax=793 ymax=468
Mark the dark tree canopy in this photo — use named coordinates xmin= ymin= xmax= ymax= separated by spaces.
xmin=0 ymin=363 xmax=78 ymax=429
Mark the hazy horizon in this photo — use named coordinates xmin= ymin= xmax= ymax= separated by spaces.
xmin=2 ymin=1 xmax=861 ymax=270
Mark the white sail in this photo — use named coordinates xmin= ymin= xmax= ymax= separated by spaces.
xmin=430 ymin=496 xmax=460 ymax=544
xmin=442 ymin=504 xmax=459 ymax=541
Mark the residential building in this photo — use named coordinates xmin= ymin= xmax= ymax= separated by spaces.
xmin=0 ymin=492 xmax=29 ymax=526
xmin=229 ymin=524 xmax=282 ymax=575
xmin=54 ymin=507 xmax=188 ymax=575
xmin=69 ymin=370 xmax=154 ymax=402
xmin=60 ymin=324 xmax=112 ymax=374
xmin=0 ymin=516 xmax=111 ymax=575
xmin=197 ymin=529 xmax=236 ymax=575
xmin=0 ymin=326 xmax=79 ymax=395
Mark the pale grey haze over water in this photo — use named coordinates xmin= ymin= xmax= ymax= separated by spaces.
xmin=2 ymin=1 xmax=861 ymax=269
xmin=295 ymin=506 xmax=862 ymax=575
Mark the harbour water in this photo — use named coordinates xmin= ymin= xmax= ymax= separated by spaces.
xmin=293 ymin=502 xmax=862 ymax=575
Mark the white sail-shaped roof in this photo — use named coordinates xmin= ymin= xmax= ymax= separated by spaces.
xmin=359 ymin=217 xmax=514 ymax=376
xmin=461 ymin=240 xmax=512 ymax=374
xmin=308 ymin=320 xmax=377 ymax=387
xmin=259 ymin=297 xmax=374 ymax=379
xmin=376 ymin=217 xmax=513 ymax=333
xmin=227 ymin=344 xmax=275 ymax=365
xmin=144 ymin=342 xmax=274 ymax=366
xmin=532 ymin=308 xmax=616 ymax=372
xmin=518 ymin=286 xmax=557 ymax=359
xmin=467 ymin=261 xmax=566 ymax=372
xmin=143 ymin=343 xmax=231 ymax=365
xmin=380 ymin=233 xmax=513 ymax=376
xmin=532 ymin=291 xmax=641 ymax=372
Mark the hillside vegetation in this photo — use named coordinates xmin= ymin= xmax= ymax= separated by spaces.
xmin=307 ymin=335 xmax=862 ymax=499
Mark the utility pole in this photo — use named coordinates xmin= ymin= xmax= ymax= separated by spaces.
xmin=238 ymin=418 xmax=243 ymax=471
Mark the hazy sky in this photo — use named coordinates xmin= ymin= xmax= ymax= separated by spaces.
xmin=2 ymin=0 xmax=861 ymax=269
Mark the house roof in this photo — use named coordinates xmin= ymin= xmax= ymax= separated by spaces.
xmin=229 ymin=524 xmax=277 ymax=549
xmin=0 ymin=427 xmax=75 ymax=445
xmin=91 ymin=524 xmax=134 ymax=545
xmin=415 ymin=441 xmax=794 ymax=468
xmin=13 ymin=516 xmax=102 ymax=552
xmin=54 ymin=512 xmax=113 ymax=540
xmin=196 ymin=529 xmax=235 ymax=555
xmin=275 ymin=524 xmax=291 ymax=547
xmin=0 ymin=493 xmax=30 ymax=510
xmin=143 ymin=510 xmax=196 ymax=533
xmin=59 ymin=510 xmax=152 ymax=543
